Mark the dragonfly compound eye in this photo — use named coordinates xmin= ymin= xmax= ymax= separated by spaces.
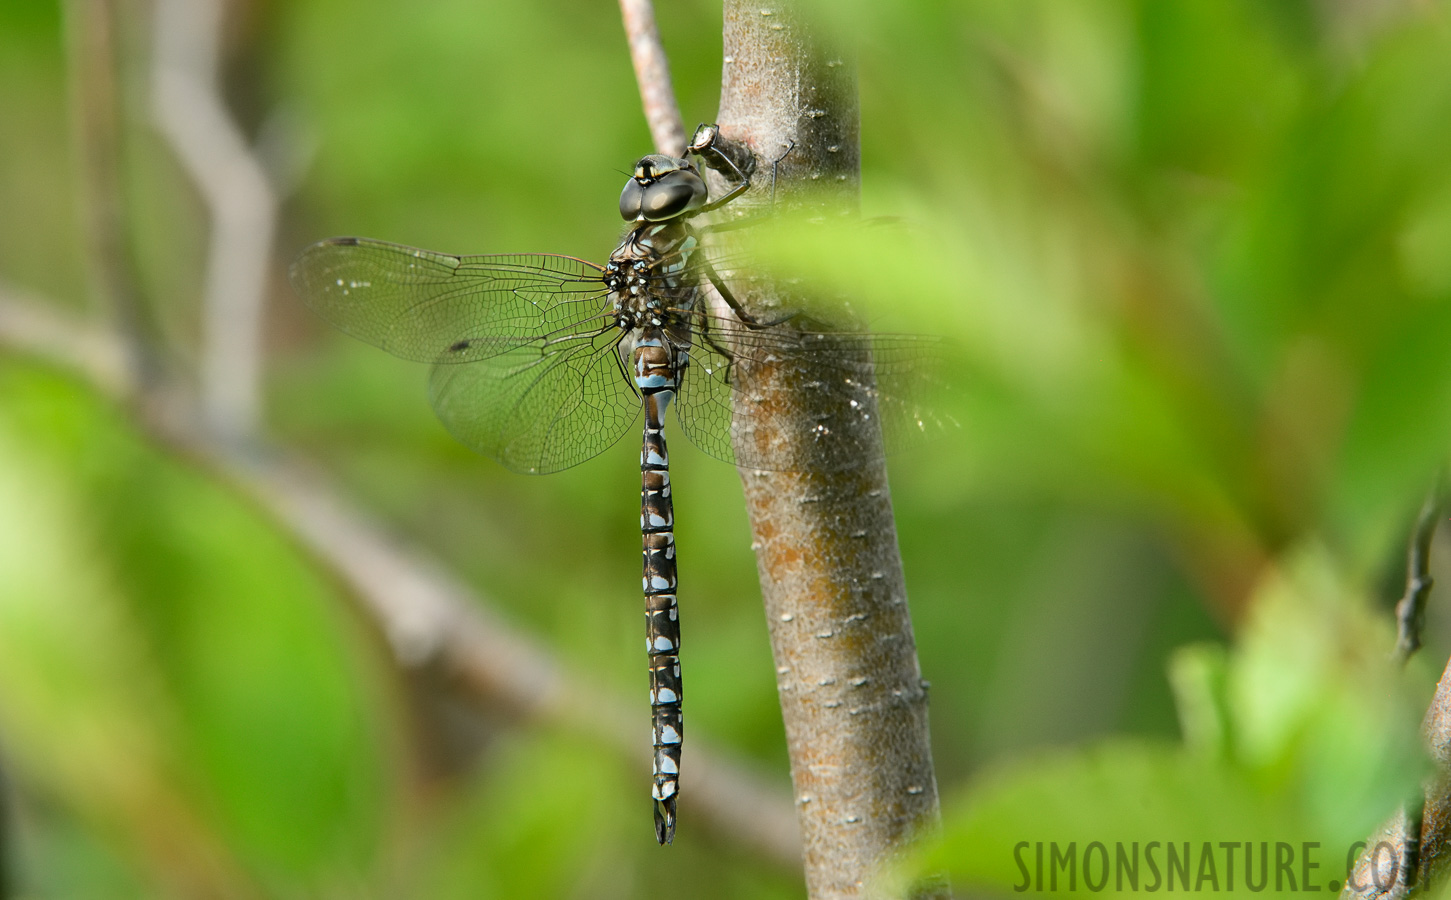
xmin=619 ymin=179 xmax=645 ymax=220
xmin=639 ymin=170 xmax=706 ymax=222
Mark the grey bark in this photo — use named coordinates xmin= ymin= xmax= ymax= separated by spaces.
xmin=713 ymin=3 xmax=946 ymax=897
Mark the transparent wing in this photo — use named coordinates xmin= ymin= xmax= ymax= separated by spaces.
xmin=292 ymin=236 xmax=637 ymax=473
xmin=429 ymin=323 xmax=641 ymax=474
xmin=289 ymin=237 xmax=611 ymax=363
xmin=674 ymin=312 xmax=953 ymax=472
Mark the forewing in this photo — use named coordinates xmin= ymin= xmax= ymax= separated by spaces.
xmin=289 ymin=237 xmax=611 ymax=363
xmin=675 ymin=313 xmax=952 ymax=472
xmin=429 ymin=324 xmax=641 ymax=474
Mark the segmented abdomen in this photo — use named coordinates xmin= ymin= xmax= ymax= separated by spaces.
xmin=637 ymin=334 xmax=683 ymax=845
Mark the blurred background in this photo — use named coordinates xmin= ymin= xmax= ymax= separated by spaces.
xmin=3 ymin=0 xmax=1451 ymax=896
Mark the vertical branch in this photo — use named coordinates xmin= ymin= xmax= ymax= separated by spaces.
xmin=714 ymin=4 xmax=944 ymax=897
xmin=62 ymin=0 xmax=157 ymax=387
xmin=618 ymin=0 xmax=688 ymax=156
xmin=151 ymin=0 xmax=277 ymax=444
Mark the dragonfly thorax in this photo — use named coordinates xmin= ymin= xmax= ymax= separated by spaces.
xmin=605 ymin=221 xmax=700 ymax=323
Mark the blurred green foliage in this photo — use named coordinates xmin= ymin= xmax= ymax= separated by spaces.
xmin=899 ymin=545 xmax=1429 ymax=897
xmin=3 ymin=0 xmax=1451 ymax=896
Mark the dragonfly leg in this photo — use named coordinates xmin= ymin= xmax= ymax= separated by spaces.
xmin=768 ymin=139 xmax=794 ymax=206
xmin=689 ymin=125 xmax=793 ymax=213
xmin=687 ymin=124 xmax=753 ymax=214
xmin=693 ymin=210 xmax=776 ymax=235
xmin=699 ymin=257 xmax=801 ymax=330
xmin=693 ymin=312 xmax=743 ymax=389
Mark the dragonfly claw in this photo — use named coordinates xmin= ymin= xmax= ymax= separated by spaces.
xmin=654 ymin=798 xmax=677 ymax=845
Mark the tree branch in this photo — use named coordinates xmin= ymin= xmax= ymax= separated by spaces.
xmin=0 ymin=290 xmax=801 ymax=868
xmin=618 ymin=0 xmax=688 ymax=156
xmin=712 ymin=4 xmax=945 ymax=897
xmin=150 ymin=0 xmax=278 ymax=444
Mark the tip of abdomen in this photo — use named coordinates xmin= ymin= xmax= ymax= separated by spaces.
xmin=654 ymin=798 xmax=677 ymax=845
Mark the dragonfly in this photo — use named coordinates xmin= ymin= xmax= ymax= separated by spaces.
xmin=289 ymin=124 xmax=942 ymax=845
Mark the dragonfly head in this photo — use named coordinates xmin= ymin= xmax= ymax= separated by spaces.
xmin=620 ymin=154 xmax=707 ymax=223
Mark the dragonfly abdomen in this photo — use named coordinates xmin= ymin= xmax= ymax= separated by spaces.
xmin=641 ymin=382 xmax=683 ymax=845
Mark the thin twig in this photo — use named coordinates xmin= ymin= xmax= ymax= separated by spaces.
xmin=0 ymin=284 xmax=132 ymax=395
xmin=618 ymin=0 xmax=688 ymax=156
xmin=61 ymin=0 xmax=159 ymax=388
xmin=1396 ymin=474 xmax=1447 ymax=663
xmin=151 ymin=0 xmax=278 ymax=445
xmin=0 ymin=289 xmax=802 ymax=868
